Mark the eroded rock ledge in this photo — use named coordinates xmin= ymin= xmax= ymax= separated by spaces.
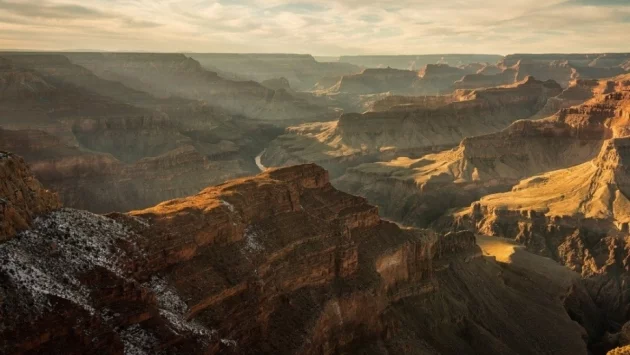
xmin=0 ymin=152 xmax=60 ymax=240
xmin=1 ymin=162 xmax=589 ymax=354
xmin=453 ymin=137 xmax=630 ymax=344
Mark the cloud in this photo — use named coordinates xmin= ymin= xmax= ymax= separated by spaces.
xmin=0 ymin=0 xmax=628 ymax=55
xmin=0 ymin=0 xmax=112 ymax=19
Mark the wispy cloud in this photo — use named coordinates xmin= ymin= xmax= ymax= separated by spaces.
xmin=0 ymin=0 xmax=628 ymax=54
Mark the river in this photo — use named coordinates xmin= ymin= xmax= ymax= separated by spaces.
xmin=255 ymin=149 xmax=267 ymax=172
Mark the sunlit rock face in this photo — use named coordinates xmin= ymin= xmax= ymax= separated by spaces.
xmin=451 ymin=136 xmax=630 ymax=339
xmin=456 ymin=53 xmax=630 ymax=90
xmin=263 ymin=76 xmax=562 ymax=178
xmin=0 ymin=152 xmax=60 ymax=241
xmin=335 ymin=74 xmax=630 ymax=227
xmin=1 ymin=162 xmax=590 ymax=355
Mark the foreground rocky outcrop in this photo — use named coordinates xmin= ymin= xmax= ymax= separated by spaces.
xmin=1 ymin=161 xmax=592 ymax=354
xmin=453 ymin=137 xmax=630 ymax=344
xmin=335 ymin=74 xmax=630 ymax=227
xmin=263 ymin=76 xmax=562 ymax=177
xmin=0 ymin=152 xmax=60 ymax=241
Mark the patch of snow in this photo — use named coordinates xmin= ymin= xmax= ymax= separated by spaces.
xmin=119 ymin=324 xmax=160 ymax=355
xmin=128 ymin=215 xmax=150 ymax=228
xmin=145 ymin=277 xmax=216 ymax=347
xmin=221 ymin=338 xmax=238 ymax=347
xmin=144 ymin=277 xmax=188 ymax=315
xmin=159 ymin=309 xmax=215 ymax=341
xmin=220 ymin=200 xmax=235 ymax=213
xmin=242 ymin=226 xmax=264 ymax=253
xmin=0 ymin=208 xmax=145 ymax=316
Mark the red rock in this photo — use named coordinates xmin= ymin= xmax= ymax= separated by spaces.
xmin=0 ymin=162 xmax=590 ymax=354
xmin=0 ymin=152 xmax=60 ymax=240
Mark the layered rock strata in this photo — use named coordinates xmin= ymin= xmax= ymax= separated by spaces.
xmin=263 ymin=77 xmax=562 ymax=177
xmin=336 ymin=75 xmax=630 ymax=226
xmin=453 ymin=137 xmax=630 ymax=337
xmin=0 ymin=128 xmax=247 ymax=213
xmin=0 ymin=152 xmax=60 ymax=240
xmin=0 ymin=163 xmax=590 ymax=355
xmin=65 ymin=53 xmax=334 ymax=122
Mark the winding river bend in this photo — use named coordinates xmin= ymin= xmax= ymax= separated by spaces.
xmin=255 ymin=149 xmax=267 ymax=172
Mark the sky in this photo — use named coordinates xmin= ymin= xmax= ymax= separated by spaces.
xmin=0 ymin=0 xmax=629 ymax=56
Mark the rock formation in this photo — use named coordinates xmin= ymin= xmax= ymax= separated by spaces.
xmin=0 ymin=128 xmax=249 ymax=213
xmin=263 ymin=76 xmax=562 ymax=177
xmin=326 ymin=67 xmax=421 ymax=95
xmin=338 ymin=54 xmax=503 ymax=70
xmin=335 ymin=74 xmax=630 ymax=227
xmin=456 ymin=54 xmax=629 ymax=90
xmin=188 ymin=53 xmax=361 ymax=91
xmin=0 ymin=161 xmax=592 ymax=354
xmin=64 ymin=53 xmax=334 ymax=122
xmin=0 ymin=152 xmax=60 ymax=241
xmin=0 ymin=55 xmax=289 ymax=212
xmin=453 ymin=136 xmax=630 ymax=342
xmin=320 ymin=64 xmax=478 ymax=96
xmin=501 ymin=53 xmax=630 ymax=68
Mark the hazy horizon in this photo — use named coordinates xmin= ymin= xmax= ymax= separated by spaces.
xmin=1 ymin=0 xmax=629 ymax=56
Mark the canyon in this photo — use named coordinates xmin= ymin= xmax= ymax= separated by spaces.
xmin=0 ymin=53 xmax=304 ymax=212
xmin=263 ymin=76 xmax=563 ymax=176
xmin=335 ymin=74 xmax=630 ymax=226
xmin=456 ymin=53 xmax=630 ymax=90
xmin=0 ymin=154 xmax=598 ymax=355
xmin=2 ymin=50 xmax=630 ymax=355
xmin=188 ymin=53 xmax=362 ymax=91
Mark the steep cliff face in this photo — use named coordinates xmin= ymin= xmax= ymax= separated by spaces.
xmin=335 ymin=75 xmax=630 ymax=227
xmin=1 ymin=163 xmax=590 ymax=355
xmin=528 ymin=78 xmax=602 ymax=120
xmin=415 ymin=64 xmax=473 ymax=93
xmin=66 ymin=53 xmax=334 ymax=122
xmin=0 ymin=152 xmax=60 ymax=241
xmin=326 ymin=67 xmax=421 ymax=95
xmin=453 ymin=137 xmax=630 ymax=338
xmin=263 ymin=77 xmax=562 ymax=177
